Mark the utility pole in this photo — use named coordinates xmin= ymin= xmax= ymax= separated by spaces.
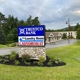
xmin=66 ymin=18 xmax=70 ymax=44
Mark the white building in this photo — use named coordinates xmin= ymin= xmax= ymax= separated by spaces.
xmin=45 ymin=31 xmax=76 ymax=43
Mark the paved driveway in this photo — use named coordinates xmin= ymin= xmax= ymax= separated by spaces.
xmin=0 ymin=39 xmax=77 ymax=55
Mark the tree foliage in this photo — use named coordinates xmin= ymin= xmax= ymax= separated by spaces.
xmin=76 ymin=28 xmax=80 ymax=39
xmin=0 ymin=26 xmax=6 ymax=44
xmin=74 ymin=23 xmax=80 ymax=31
xmin=0 ymin=12 xmax=5 ymax=26
xmin=0 ymin=12 xmax=40 ymax=44
xmin=62 ymin=33 xmax=67 ymax=39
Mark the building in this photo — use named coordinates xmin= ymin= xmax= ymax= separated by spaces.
xmin=45 ymin=32 xmax=62 ymax=43
xmin=45 ymin=31 xmax=76 ymax=43
xmin=58 ymin=31 xmax=76 ymax=39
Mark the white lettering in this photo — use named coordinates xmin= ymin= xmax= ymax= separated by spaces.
xmin=26 ymin=27 xmax=43 ymax=32
xmin=26 ymin=31 xmax=36 ymax=35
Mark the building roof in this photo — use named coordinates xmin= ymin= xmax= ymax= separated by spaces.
xmin=46 ymin=32 xmax=62 ymax=37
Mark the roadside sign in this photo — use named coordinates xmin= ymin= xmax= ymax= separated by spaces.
xmin=18 ymin=25 xmax=45 ymax=47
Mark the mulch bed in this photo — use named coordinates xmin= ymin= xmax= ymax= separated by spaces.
xmin=0 ymin=55 xmax=66 ymax=67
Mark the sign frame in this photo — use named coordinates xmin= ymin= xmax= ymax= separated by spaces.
xmin=18 ymin=25 xmax=46 ymax=47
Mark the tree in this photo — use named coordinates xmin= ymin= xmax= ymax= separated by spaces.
xmin=25 ymin=15 xmax=32 ymax=26
xmin=25 ymin=16 xmax=40 ymax=26
xmin=0 ymin=12 xmax=5 ymax=26
xmin=76 ymin=28 xmax=80 ymax=39
xmin=11 ymin=28 xmax=18 ymax=42
xmin=18 ymin=20 xmax=25 ymax=26
xmin=32 ymin=17 xmax=40 ymax=26
xmin=62 ymin=33 xmax=67 ymax=39
xmin=0 ymin=26 xmax=6 ymax=44
xmin=3 ymin=15 xmax=18 ymax=36
xmin=74 ymin=23 xmax=80 ymax=31
xmin=1 ymin=13 xmax=41 ymax=43
xmin=7 ymin=28 xmax=18 ymax=43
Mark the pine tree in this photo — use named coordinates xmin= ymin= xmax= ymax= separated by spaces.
xmin=76 ymin=28 xmax=80 ymax=39
xmin=0 ymin=26 xmax=6 ymax=44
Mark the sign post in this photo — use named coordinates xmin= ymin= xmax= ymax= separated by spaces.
xmin=18 ymin=25 xmax=46 ymax=60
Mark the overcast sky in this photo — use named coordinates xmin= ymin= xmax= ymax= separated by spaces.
xmin=0 ymin=0 xmax=80 ymax=30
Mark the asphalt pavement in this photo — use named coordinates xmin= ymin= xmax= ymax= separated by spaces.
xmin=0 ymin=39 xmax=77 ymax=55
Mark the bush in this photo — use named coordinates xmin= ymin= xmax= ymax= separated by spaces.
xmin=54 ymin=59 xmax=61 ymax=64
xmin=76 ymin=28 xmax=80 ymax=39
xmin=5 ymin=55 xmax=9 ymax=59
xmin=62 ymin=33 xmax=67 ymax=39
xmin=0 ymin=59 xmax=4 ymax=62
xmin=14 ymin=60 xmax=20 ymax=65
xmin=0 ymin=55 xmax=9 ymax=63
xmin=49 ymin=56 xmax=55 ymax=61
xmin=21 ymin=54 xmax=31 ymax=61
xmin=3 ymin=59 xmax=9 ymax=63
xmin=24 ymin=61 xmax=30 ymax=65
xmin=47 ymin=61 xmax=53 ymax=66
xmin=39 ymin=57 xmax=45 ymax=63
xmin=9 ymin=43 xmax=16 ymax=47
xmin=38 ymin=62 xmax=44 ymax=66
xmin=10 ymin=51 xmax=17 ymax=60
xmin=33 ymin=61 xmax=38 ymax=65
xmin=1 ymin=55 xmax=6 ymax=59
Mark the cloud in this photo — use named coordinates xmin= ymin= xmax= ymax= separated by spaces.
xmin=0 ymin=0 xmax=6 ymax=1
xmin=0 ymin=0 xmax=80 ymax=29
xmin=73 ymin=10 xmax=80 ymax=16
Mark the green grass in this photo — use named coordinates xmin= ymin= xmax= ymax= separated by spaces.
xmin=0 ymin=43 xmax=16 ymax=48
xmin=0 ymin=41 xmax=80 ymax=80
xmin=0 ymin=44 xmax=8 ymax=48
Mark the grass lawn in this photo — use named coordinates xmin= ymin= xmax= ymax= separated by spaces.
xmin=0 ymin=41 xmax=80 ymax=80
xmin=0 ymin=43 xmax=16 ymax=48
xmin=0 ymin=44 xmax=8 ymax=48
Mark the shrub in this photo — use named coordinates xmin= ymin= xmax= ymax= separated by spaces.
xmin=47 ymin=61 xmax=53 ymax=66
xmin=54 ymin=59 xmax=61 ymax=64
xmin=49 ymin=56 xmax=55 ymax=61
xmin=10 ymin=51 xmax=17 ymax=60
xmin=5 ymin=55 xmax=9 ymax=59
xmin=21 ymin=54 xmax=31 ymax=61
xmin=39 ymin=57 xmax=45 ymax=63
xmin=38 ymin=62 xmax=44 ymax=67
xmin=9 ymin=43 xmax=16 ymax=47
xmin=24 ymin=61 xmax=30 ymax=65
xmin=0 ymin=59 xmax=4 ymax=62
xmin=54 ymin=60 xmax=59 ymax=64
xmin=3 ymin=59 xmax=9 ymax=63
xmin=62 ymin=33 xmax=67 ymax=39
xmin=33 ymin=61 xmax=38 ymax=65
xmin=0 ymin=55 xmax=10 ymax=63
xmin=76 ymin=28 xmax=80 ymax=39
xmin=1 ymin=55 xmax=6 ymax=59
xmin=14 ymin=60 xmax=20 ymax=65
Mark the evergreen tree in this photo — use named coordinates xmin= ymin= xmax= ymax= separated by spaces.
xmin=76 ymin=28 xmax=80 ymax=39
xmin=74 ymin=23 xmax=80 ymax=31
xmin=62 ymin=33 xmax=67 ymax=39
xmin=0 ymin=26 xmax=6 ymax=44
xmin=25 ymin=15 xmax=32 ymax=26
xmin=32 ymin=17 xmax=40 ymax=26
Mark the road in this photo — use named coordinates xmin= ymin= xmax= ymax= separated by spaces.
xmin=0 ymin=39 xmax=77 ymax=55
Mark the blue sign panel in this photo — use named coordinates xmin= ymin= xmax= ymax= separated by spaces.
xmin=18 ymin=25 xmax=45 ymax=47
xmin=18 ymin=25 xmax=45 ymax=36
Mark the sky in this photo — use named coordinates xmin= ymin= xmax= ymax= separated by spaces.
xmin=0 ymin=0 xmax=80 ymax=30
